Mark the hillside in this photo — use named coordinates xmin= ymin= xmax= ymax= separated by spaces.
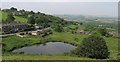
xmin=1 ymin=8 xmax=65 ymax=26
xmin=1 ymin=11 xmax=28 ymax=23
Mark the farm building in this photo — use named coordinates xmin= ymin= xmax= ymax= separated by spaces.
xmin=31 ymin=27 xmax=51 ymax=36
xmin=76 ymin=30 xmax=89 ymax=35
xmin=2 ymin=23 xmax=34 ymax=34
xmin=43 ymin=27 xmax=51 ymax=32
xmin=109 ymin=31 xmax=118 ymax=37
xmin=31 ymin=30 xmax=43 ymax=35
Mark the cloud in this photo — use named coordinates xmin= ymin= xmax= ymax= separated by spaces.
xmin=1 ymin=0 xmax=119 ymax=2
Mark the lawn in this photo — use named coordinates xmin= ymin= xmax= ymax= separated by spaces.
xmin=2 ymin=53 xmax=92 ymax=60
xmin=1 ymin=11 xmax=8 ymax=21
xmin=14 ymin=16 xmax=28 ymax=23
xmin=104 ymin=37 xmax=118 ymax=59
xmin=45 ymin=32 xmax=87 ymax=46
xmin=2 ymin=35 xmax=41 ymax=51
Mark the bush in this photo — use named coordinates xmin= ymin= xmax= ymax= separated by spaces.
xmin=74 ymin=38 xmax=79 ymax=42
xmin=29 ymin=32 xmax=32 ymax=35
xmin=97 ymin=28 xmax=111 ymax=37
xmin=75 ymin=34 xmax=110 ymax=59
xmin=54 ymin=24 xmax=64 ymax=32
xmin=19 ymin=32 xmax=25 ymax=35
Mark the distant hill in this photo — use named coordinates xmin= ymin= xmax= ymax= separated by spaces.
xmin=55 ymin=15 xmax=118 ymax=29
xmin=55 ymin=15 xmax=85 ymax=21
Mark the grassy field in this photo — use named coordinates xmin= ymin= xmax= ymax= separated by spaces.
xmin=104 ymin=37 xmax=118 ymax=59
xmin=2 ymin=53 xmax=92 ymax=60
xmin=1 ymin=11 xmax=28 ymax=23
xmin=2 ymin=32 xmax=118 ymax=60
xmin=1 ymin=11 xmax=8 ymax=21
xmin=14 ymin=16 xmax=28 ymax=23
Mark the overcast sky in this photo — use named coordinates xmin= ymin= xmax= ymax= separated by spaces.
xmin=1 ymin=0 xmax=119 ymax=2
xmin=1 ymin=1 xmax=118 ymax=17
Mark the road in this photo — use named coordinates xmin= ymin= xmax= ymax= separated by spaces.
xmin=0 ymin=33 xmax=15 ymax=37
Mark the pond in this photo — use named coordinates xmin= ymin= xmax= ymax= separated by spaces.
xmin=12 ymin=42 xmax=76 ymax=54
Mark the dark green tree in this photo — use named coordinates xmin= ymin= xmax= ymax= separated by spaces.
xmin=97 ymin=28 xmax=111 ymax=37
xmin=35 ymin=16 xmax=50 ymax=28
xmin=80 ymin=22 xmax=83 ymax=25
xmin=75 ymin=32 xmax=110 ymax=59
xmin=27 ymin=15 xmax=35 ymax=25
xmin=10 ymin=7 xmax=17 ymax=11
xmin=30 ymin=11 xmax=35 ymax=14
xmin=55 ymin=24 xmax=64 ymax=32
xmin=6 ymin=13 xmax=15 ymax=23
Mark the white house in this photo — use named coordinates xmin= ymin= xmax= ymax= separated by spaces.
xmin=31 ymin=30 xmax=43 ymax=35
xmin=76 ymin=30 xmax=89 ymax=35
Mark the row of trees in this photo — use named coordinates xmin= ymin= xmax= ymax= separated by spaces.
xmin=27 ymin=13 xmax=65 ymax=29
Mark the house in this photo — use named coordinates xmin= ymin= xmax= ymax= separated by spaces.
xmin=35 ymin=24 xmax=40 ymax=29
xmin=31 ymin=28 xmax=51 ymax=36
xmin=2 ymin=23 xmax=34 ymax=34
xmin=76 ymin=30 xmax=89 ymax=35
xmin=16 ymin=33 xmax=27 ymax=38
xmin=43 ymin=27 xmax=51 ymax=32
xmin=109 ymin=31 xmax=118 ymax=37
xmin=16 ymin=32 xmax=29 ymax=37
xmin=31 ymin=30 xmax=43 ymax=35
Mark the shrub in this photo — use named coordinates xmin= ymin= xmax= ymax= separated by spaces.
xmin=54 ymin=24 xmax=64 ymax=32
xmin=29 ymin=32 xmax=32 ymax=35
xmin=97 ymin=28 xmax=111 ymax=37
xmin=19 ymin=32 xmax=25 ymax=35
xmin=74 ymin=38 xmax=79 ymax=42
xmin=75 ymin=34 xmax=110 ymax=59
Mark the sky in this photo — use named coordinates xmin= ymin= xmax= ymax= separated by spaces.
xmin=1 ymin=0 xmax=119 ymax=17
xmin=1 ymin=0 xmax=119 ymax=2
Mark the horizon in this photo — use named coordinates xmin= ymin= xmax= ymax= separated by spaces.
xmin=1 ymin=2 xmax=118 ymax=17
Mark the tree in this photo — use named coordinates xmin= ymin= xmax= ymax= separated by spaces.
xmin=10 ymin=7 xmax=17 ymax=11
xmin=37 ymin=11 xmax=41 ymax=14
xmin=97 ymin=28 xmax=111 ymax=37
xmin=27 ymin=15 xmax=35 ymax=25
xmin=91 ymin=31 xmax=101 ymax=37
xmin=80 ymin=22 xmax=83 ymax=25
xmin=6 ymin=13 xmax=15 ymax=23
xmin=75 ymin=32 xmax=110 ymax=59
xmin=84 ymin=25 xmax=95 ymax=32
xmin=35 ymin=16 xmax=50 ymax=28
xmin=19 ymin=9 xmax=25 ymax=14
xmin=30 ymin=11 xmax=35 ymax=14
xmin=55 ymin=24 xmax=64 ymax=32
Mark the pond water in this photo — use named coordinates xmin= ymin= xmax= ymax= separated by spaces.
xmin=12 ymin=42 xmax=76 ymax=54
